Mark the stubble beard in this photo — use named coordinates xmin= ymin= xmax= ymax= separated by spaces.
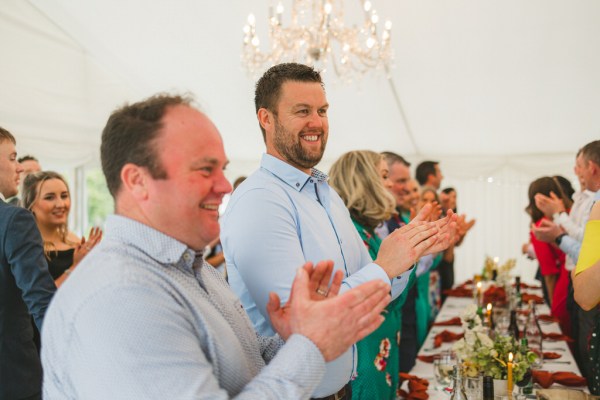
xmin=273 ymin=117 xmax=326 ymax=170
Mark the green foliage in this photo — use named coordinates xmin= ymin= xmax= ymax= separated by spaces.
xmin=85 ymin=168 xmax=113 ymax=231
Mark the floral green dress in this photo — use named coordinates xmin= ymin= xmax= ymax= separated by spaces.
xmin=350 ymin=219 xmax=416 ymax=400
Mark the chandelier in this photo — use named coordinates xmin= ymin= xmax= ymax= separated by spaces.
xmin=242 ymin=0 xmax=394 ymax=81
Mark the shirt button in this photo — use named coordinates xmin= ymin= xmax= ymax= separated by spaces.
xmin=310 ymin=179 xmax=314 ymax=183
xmin=295 ymin=182 xmax=300 ymax=187
xmin=183 ymin=253 xmax=192 ymax=262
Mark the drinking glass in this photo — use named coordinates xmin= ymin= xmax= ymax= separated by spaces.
xmin=433 ymin=351 xmax=456 ymax=387
xmin=463 ymin=375 xmax=482 ymax=399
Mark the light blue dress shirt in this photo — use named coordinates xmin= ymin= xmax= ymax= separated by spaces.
xmin=559 ymin=190 xmax=600 ymax=262
xmin=42 ymin=215 xmax=325 ymax=399
xmin=221 ymin=153 xmax=412 ymax=397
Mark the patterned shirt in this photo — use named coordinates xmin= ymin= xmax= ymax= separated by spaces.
xmin=42 ymin=215 xmax=325 ymax=399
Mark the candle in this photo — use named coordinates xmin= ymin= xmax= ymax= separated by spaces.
xmin=493 ymin=256 xmax=500 ymax=265
xmin=476 ymin=281 xmax=482 ymax=305
xmin=507 ymin=352 xmax=514 ymax=395
xmin=486 ymin=303 xmax=493 ymax=328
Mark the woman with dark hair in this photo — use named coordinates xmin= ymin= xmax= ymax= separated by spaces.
xmin=22 ymin=171 xmax=102 ymax=287
xmin=527 ymin=176 xmax=574 ymax=334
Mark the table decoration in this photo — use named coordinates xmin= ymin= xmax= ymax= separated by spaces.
xmin=433 ymin=317 xmax=462 ymax=326
xmin=452 ymin=305 xmax=538 ymax=383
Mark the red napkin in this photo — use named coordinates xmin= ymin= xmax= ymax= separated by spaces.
xmin=522 ymin=293 xmax=544 ymax=304
xmin=483 ymin=286 xmax=507 ymax=305
xmin=542 ymin=332 xmax=574 ymax=343
xmin=442 ymin=287 xmax=472 ymax=298
xmin=537 ymin=314 xmax=560 ymax=323
xmin=417 ymin=354 xmax=436 ymax=363
xmin=434 ymin=330 xmax=464 ymax=348
xmin=433 ymin=317 xmax=462 ymax=326
xmin=532 ymin=370 xmax=587 ymax=388
xmin=461 ymin=279 xmax=474 ymax=286
xmin=398 ymin=373 xmax=429 ymax=399
xmin=543 ymin=352 xmax=562 ymax=360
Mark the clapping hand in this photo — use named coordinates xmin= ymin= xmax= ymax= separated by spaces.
xmin=267 ymin=261 xmax=390 ymax=361
xmin=73 ymin=227 xmax=103 ymax=266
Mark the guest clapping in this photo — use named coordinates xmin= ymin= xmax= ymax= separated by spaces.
xmin=22 ymin=171 xmax=102 ymax=286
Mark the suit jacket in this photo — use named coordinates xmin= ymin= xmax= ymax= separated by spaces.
xmin=0 ymin=200 xmax=56 ymax=399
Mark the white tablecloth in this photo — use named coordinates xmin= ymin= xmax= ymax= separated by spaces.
xmin=405 ymin=284 xmax=586 ymax=399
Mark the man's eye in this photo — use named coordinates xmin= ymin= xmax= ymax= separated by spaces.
xmin=318 ymin=109 xmax=328 ymax=116
xmin=297 ymin=109 xmax=309 ymax=115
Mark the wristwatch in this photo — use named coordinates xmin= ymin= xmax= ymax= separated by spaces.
xmin=554 ymin=233 xmax=567 ymax=246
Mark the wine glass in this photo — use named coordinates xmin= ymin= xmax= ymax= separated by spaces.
xmin=433 ymin=351 xmax=456 ymax=387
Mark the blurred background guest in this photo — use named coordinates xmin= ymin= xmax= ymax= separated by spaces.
xmin=22 ymin=171 xmax=102 ymax=287
xmin=526 ymin=175 xmax=574 ymax=335
xmin=7 ymin=154 xmax=41 ymax=206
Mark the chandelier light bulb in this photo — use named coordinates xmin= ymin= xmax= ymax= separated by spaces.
xmin=243 ymin=25 xmax=250 ymax=34
xmin=276 ymin=2 xmax=284 ymax=14
xmin=371 ymin=11 xmax=379 ymax=24
xmin=364 ymin=1 xmax=372 ymax=12
xmin=247 ymin=13 xmax=256 ymax=26
xmin=324 ymin=3 xmax=333 ymax=15
xmin=366 ymin=37 xmax=375 ymax=49
xmin=251 ymin=36 xmax=260 ymax=47
xmin=343 ymin=43 xmax=350 ymax=52
xmin=385 ymin=20 xmax=392 ymax=30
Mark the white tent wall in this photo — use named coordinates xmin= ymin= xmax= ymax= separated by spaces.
xmin=1 ymin=0 xmax=598 ymax=279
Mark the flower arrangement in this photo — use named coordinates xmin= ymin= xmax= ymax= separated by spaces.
xmin=482 ymin=256 xmax=516 ymax=286
xmin=453 ymin=304 xmax=537 ymax=382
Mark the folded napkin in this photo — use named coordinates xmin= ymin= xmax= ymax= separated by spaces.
xmin=542 ymin=332 xmax=574 ymax=343
xmin=543 ymin=352 xmax=562 ymax=360
xmin=537 ymin=314 xmax=560 ymax=323
xmin=522 ymin=293 xmax=544 ymax=304
xmin=461 ymin=279 xmax=473 ymax=286
xmin=532 ymin=370 xmax=587 ymax=388
xmin=398 ymin=373 xmax=429 ymax=399
xmin=442 ymin=287 xmax=472 ymax=298
xmin=433 ymin=317 xmax=462 ymax=326
xmin=483 ymin=286 xmax=507 ymax=305
xmin=434 ymin=330 xmax=464 ymax=348
xmin=416 ymin=354 xmax=436 ymax=363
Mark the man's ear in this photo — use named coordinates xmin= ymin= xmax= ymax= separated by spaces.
xmin=120 ymin=163 xmax=149 ymax=200
xmin=257 ymin=108 xmax=273 ymax=134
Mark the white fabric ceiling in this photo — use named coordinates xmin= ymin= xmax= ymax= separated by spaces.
xmin=1 ymin=0 xmax=599 ymax=280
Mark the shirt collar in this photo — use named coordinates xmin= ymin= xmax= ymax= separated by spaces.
xmin=0 ymin=192 xmax=5 ymax=202
xmin=104 ymin=214 xmax=194 ymax=267
xmin=260 ymin=153 xmax=328 ymax=192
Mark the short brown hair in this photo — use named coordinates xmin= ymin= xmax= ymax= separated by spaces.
xmin=254 ymin=63 xmax=323 ymax=141
xmin=580 ymin=140 xmax=600 ymax=168
xmin=101 ymin=94 xmax=192 ymax=197
xmin=0 ymin=126 xmax=16 ymax=145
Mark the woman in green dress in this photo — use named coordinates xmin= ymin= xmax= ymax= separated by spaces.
xmin=330 ymin=150 xmax=417 ymax=400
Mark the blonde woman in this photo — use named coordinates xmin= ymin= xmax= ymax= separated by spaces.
xmin=22 ymin=171 xmax=102 ymax=287
xmin=330 ymin=150 xmax=417 ymax=400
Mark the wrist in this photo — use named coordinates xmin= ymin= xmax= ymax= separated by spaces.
xmin=554 ymin=233 xmax=567 ymax=246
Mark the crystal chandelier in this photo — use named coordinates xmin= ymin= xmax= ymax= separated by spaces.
xmin=242 ymin=0 xmax=393 ymax=81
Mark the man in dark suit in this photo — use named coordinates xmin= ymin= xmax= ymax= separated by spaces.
xmin=0 ymin=126 xmax=56 ymax=400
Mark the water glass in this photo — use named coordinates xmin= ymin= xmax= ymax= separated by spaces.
xmin=433 ymin=351 xmax=456 ymax=387
xmin=464 ymin=375 xmax=482 ymax=399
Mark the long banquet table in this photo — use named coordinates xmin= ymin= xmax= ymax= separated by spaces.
xmin=406 ymin=283 xmax=586 ymax=398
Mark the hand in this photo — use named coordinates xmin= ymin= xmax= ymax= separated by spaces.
xmin=531 ymin=219 xmax=563 ymax=244
xmin=375 ymin=218 xmax=440 ymax=278
xmin=267 ymin=268 xmax=390 ymax=361
xmin=267 ymin=260 xmax=343 ymax=340
xmin=421 ymin=210 xmax=458 ymax=256
xmin=73 ymin=227 xmax=103 ymax=267
xmin=534 ymin=192 xmax=566 ymax=218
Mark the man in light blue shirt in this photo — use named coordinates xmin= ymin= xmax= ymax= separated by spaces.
xmin=41 ymin=94 xmax=391 ymax=399
xmin=221 ymin=63 xmax=456 ymax=399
